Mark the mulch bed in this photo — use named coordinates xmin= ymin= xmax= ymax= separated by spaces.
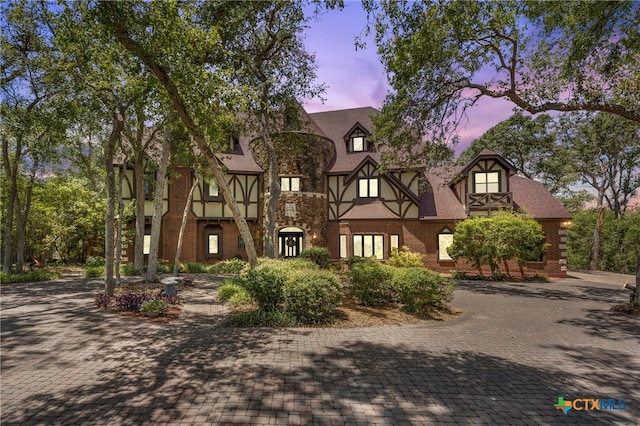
xmin=116 ymin=305 xmax=183 ymax=324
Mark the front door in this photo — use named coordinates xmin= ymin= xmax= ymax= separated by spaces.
xmin=278 ymin=230 xmax=303 ymax=258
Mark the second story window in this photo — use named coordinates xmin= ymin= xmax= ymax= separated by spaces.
xmin=474 ymin=171 xmax=499 ymax=193
xmin=358 ymin=177 xmax=378 ymax=198
xmin=281 ymin=177 xmax=300 ymax=192
xmin=204 ymin=178 xmax=221 ymax=201
xmin=349 ymin=130 xmax=369 ymax=152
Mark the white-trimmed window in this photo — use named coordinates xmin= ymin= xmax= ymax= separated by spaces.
xmin=438 ymin=229 xmax=454 ymax=261
xmin=205 ymin=225 xmax=222 ymax=257
xmin=204 ymin=178 xmax=220 ymax=201
xmin=390 ymin=234 xmax=400 ymax=252
xmin=143 ymin=234 xmax=151 ymax=255
xmin=208 ymin=234 xmax=219 ymax=255
xmin=474 ymin=171 xmax=499 ymax=193
xmin=349 ymin=129 xmax=369 ymax=152
xmin=353 ymin=235 xmax=384 ymax=259
xmin=281 ymin=177 xmax=300 ymax=192
xmin=358 ymin=178 xmax=379 ymax=198
xmin=339 ymin=235 xmax=347 ymax=259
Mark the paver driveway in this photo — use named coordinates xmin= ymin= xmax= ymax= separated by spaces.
xmin=1 ymin=272 xmax=638 ymax=425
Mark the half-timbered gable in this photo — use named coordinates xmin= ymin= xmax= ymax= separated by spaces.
xmin=120 ymin=168 xmax=169 ymax=217
xmin=191 ymin=173 xmax=260 ymax=220
xmin=450 ymin=149 xmax=517 ymax=215
xmin=118 ymin=106 xmax=571 ymax=277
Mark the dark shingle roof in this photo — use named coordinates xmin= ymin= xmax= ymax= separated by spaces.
xmin=421 ymin=167 xmax=571 ymax=220
xmin=309 ymin=107 xmax=382 ymax=173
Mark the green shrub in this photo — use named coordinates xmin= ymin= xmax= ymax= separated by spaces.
xmin=227 ymin=309 xmax=299 ymax=327
xmin=84 ymin=266 xmax=105 ymax=278
xmin=227 ymin=291 xmax=253 ymax=307
xmin=140 ymin=299 xmax=168 ymax=313
xmin=218 ymin=279 xmax=249 ymax=302
xmin=0 ymin=270 xmax=62 ymax=284
xmin=244 ymin=261 xmax=289 ymax=310
xmin=388 ymin=246 xmax=425 ymax=268
xmin=348 ymin=257 xmax=396 ymax=306
xmin=85 ymin=256 xmax=105 ymax=267
xmin=208 ymin=258 xmax=247 ymax=274
xmin=281 ymin=258 xmax=318 ymax=270
xmin=156 ymin=263 xmax=172 ymax=274
xmin=299 ymin=247 xmax=331 ymax=269
xmin=182 ymin=262 xmax=207 ymax=273
xmin=283 ymin=269 xmax=342 ymax=324
xmin=120 ymin=264 xmax=141 ymax=276
xmin=393 ymin=267 xmax=455 ymax=313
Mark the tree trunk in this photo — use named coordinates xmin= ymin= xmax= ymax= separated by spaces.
xmin=104 ymin=110 xmax=125 ymax=296
xmin=115 ymin=165 xmax=126 ymax=285
xmin=634 ymin=251 xmax=640 ymax=308
xmin=107 ymin=21 xmax=259 ymax=268
xmin=260 ymin=114 xmax=281 ymax=258
xmin=2 ymin=136 xmax=20 ymax=273
xmin=589 ymin=203 xmax=606 ymax=270
xmin=145 ymin=134 xmax=171 ymax=282
xmin=133 ymin=156 xmax=146 ymax=272
xmin=174 ymin=173 xmax=198 ymax=275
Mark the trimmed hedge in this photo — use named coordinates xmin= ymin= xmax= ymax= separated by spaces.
xmin=283 ymin=269 xmax=342 ymax=324
xmin=348 ymin=256 xmax=455 ymax=313
xmin=393 ymin=267 xmax=455 ymax=313
xmin=348 ymin=256 xmax=396 ymax=306
xmin=299 ymin=247 xmax=331 ymax=269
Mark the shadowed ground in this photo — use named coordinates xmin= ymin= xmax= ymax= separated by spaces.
xmin=1 ymin=271 xmax=638 ymax=425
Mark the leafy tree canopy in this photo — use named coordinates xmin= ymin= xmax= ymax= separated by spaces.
xmin=364 ymin=0 xmax=639 ymax=156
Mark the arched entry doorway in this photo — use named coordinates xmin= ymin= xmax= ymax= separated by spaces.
xmin=278 ymin=227 xmax=304 ymax=258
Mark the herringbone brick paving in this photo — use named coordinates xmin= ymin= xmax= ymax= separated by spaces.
xmin=1 ymin=272 xmax=638 ymax=425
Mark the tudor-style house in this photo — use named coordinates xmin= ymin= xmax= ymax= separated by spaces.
xmin=119 ymin=107 xmax=572 ymax=277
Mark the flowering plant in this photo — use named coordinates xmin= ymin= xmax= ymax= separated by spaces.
xmin=180 ymin=274 xmax=195 ymax=285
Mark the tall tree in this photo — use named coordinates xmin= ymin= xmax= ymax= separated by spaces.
xmin=364 ymin=0 xmax=639 ymax=155
xmin=1 ymin=0 xmax=69 ymax=273
xmin=212 ymin=1 xmax=326 ymax=258
xmin=54 ymin=1 xmax=158 ymax=294
xmin=97 ymin=0 xmax=275 ymax=268
xmin=556 ymin=112 xmax=640 ymax=270
xmin=145 ymin=129 xmax=171 ymax=281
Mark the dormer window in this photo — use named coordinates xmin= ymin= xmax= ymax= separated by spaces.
xmin=474 ymin=171 xmax=499 ymax=193
xmin=226 ymin=135 xmax=239 ymax=153
xmin=349 ymin=130 xmax=369 ymax=152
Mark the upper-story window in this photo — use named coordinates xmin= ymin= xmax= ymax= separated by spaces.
xmin=281 ymin=177 xmax=300 ymax=192
xmin=358 ymin=177 xmax=379 ymax=198
xmin=474 ymin=171 xmax=499 ymax=193
xmin=204 ymin=178 xmax=221 ymax=201
xmin=227 ymin=136 xmax=239 ymax=152
xmin=349 ymin=130 xmax=369 ymax=152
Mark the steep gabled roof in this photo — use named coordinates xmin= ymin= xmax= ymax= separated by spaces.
xmin=420 ymin=166 xmax=571 ymax=221
xmin=450 ymin=149 xmax=517 ymax=185
xmin=511 ymin=176 xmax=572 ymax=219
xmin=421 ymin=166 xmax=467 ymax=221
xmin=309 ymin=107 xmax=381 ymax=173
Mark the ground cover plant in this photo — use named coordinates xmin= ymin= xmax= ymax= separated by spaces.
xmin=94 ymin=284 xmax=183 ymax=323
xmin=208 ymin=258 xmax=247 ymax=274
xmin=0 ymin=269 xmax=62 ymax=284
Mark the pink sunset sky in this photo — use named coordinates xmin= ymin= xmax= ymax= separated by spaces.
xmin=302 ymin=3 xmax=517 ymax=156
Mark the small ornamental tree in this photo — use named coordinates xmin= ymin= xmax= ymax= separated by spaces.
xmin=448 ymin=211 xmax=548 ymax=278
